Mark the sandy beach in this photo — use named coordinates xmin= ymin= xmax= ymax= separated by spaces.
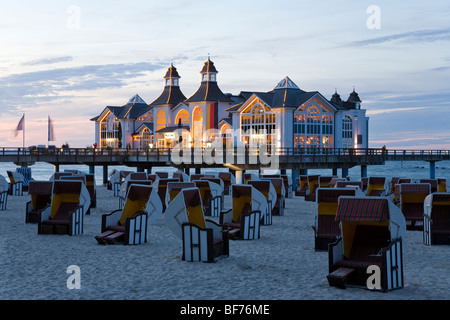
xmin=0 ymin=184 xmax=449 ymax=301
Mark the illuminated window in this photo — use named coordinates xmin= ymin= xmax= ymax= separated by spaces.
xmin=175 ymin=109 xmax=190 ymax=125
xmin=240 ymin=103 xmax=276 ymax=154
xmin=192 ymin=107 xmax=203 ymax=147
xmin=343 ymin=115 xmax=353 ymax=139
xmin=221 ymin=124 xmax=232 ymax=148
xmin=156 ymin=110 xmax=167 ymax=147
xmin=140 ymin=128 xmax=154 ymax=149
xmin=100 ymin=112 xmax=120 ymax=148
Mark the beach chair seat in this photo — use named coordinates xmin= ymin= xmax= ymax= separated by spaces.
xmin=95 ymin=184 xmax=153 ymax=245
xmin=424 ymin=193 xmax=450 ymax=245
xmin=26 ymin=181 xmax=53 ymax=223
xmin=7 ymin=171 xmax=24 ymax=196
xmin=38 ymin=181 xmax=86 ymax=236
xmin=328 ymin=196 xmax=406 ymax=292
xmin=219 ymin=185 xmax=264 ymax=240
xmin=399 ymin=183 xmax=431 ymax=230
xmin=164 ymin=187 xmax=229 ymax=262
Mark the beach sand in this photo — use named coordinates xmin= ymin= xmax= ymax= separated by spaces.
xmin=0 ymin=185 xmax=449 ymax=300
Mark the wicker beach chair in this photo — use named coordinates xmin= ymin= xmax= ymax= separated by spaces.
xmin=419 ymin=179 xmax=438 ymax=193
xmin=173 ymin=171 xmax=190 ymax=182
xmin=295 ymin=175 xmax=308 ymax=197
xmin=26 ymin=181 xmax=53 ymax=223
xmin=164 ymin=187 xmax=229 ymax=263
xmin=219 ymin=185 xmax=266 ymax=240
xmin=110 ymin=170 xmax=133 ymax=196
xmin=119 ymin=180 xmax=154 ymax=210
xmin=423 ymin=193 xmax=450 ymax=245
xmin=7 ymin=171 xmax=24 ymax=196
xmin=38 ymin=181 xmax=88 ymax=236
xmin=193 ymin=180 xmax=223 ymax=217
xmin=15 ymin=167 xmax=33 ymax=191
xmin=244 ymin=173 xmax=258 ymax=185
xmin=329 ymin=178 xmax=346 ymax=188
xmin=313 ymin=187 xmax=365 ymax=251
xmin=361 ymin=177 xmax=368 ymax=192
xmin=335 ymin=181 xmax=364 ymax=190
xmin=95 ymin=184 xmax=154 ymax=245
xmin=327 ymin=196 xmax=406 ymax=292
xmin=200 ymin=177 xmax=225 ymax=210
xmin=437 ymin=178 xmax=447 ymax=193
xmin=366 ymin=177 xmax=387 ymax=197
xmin=0 ymin=175 xmax=9 ymax=211
xmin=157 ymin=178 xmax=180 ymax=212
xmin=281 ymin=175 xmax=293 ymax=199
xmin=218 ymin=172 xmax=235 ymax=195
xmin=305 ymin=175 xmax=320 ymax=202
xmin=261 ymin=177 xmax=285 ymax=216
xmin=398 ymin=183 xmax=431 ymax=230
xmin=389 ymin=177 xmax=400 ymax=195
xmin=248 ymin=179 xmax=277 ymax=226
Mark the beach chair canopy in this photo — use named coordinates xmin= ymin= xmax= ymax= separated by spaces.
xmin=262 ymin=177 xmax=286 ymax=198
xmin=60 ymin=174 xmax=87 ymax=184
xmin=120 ymin=179 xmax=153 ymax=198
xmin=420 ymin=179 xmax=438 ymax=193
xmin=164 ymin=187 xmax=208 ymax=239
xmin=28 ymin=181 xmax=53 ymax=211
xmin=120 ymin=184 xmax=153 ymax=225
xmin=166 ymin=182 xmax=196 ymax=207
xmin=0 ymin=175 xmax=9 ymax=192
xmin=366 ymin=177 xmax=387 ymax=196
xmin=319 ymin=176 xmax=333 ymax=188
xmin=173 ymin=171 xmax=190 ymax=182
xmin=307 ymin=175 xmax=320 ymax=192
xmin=248 ymin=180 xmax=277 ymax=210
xmin=127 ymin=172 xmax=148 ymax=181
xmin=7 ymin=171 xmax=24 ymax=184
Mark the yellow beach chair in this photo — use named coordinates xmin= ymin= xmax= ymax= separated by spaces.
xmin=166 ymin=182 xmax=196 ymax=208
xmin=295 ymin=175 xmax=308 ymax=197
xmin=398 ymin=183 xmax=431 ymax=230
xmin=165 ymin=187 xmax=229 ymax=262
xmin=218 ymin=172 xmax=235 ymax=195
xmin=261 ymin=177 xmax=285 ymax=215
xmin=95 ymin=184 xmax=154 ymax=245
xmin=305 ymin=175 xmax=320 ymax=202
xmin=7 ymin=170 xmax=24 ymax=196
xmin=424 ymin=193 xmax=450 ymax=245
xmin=38 ymin=180 xmax=87 ymax=236
xmin=437 ymin=178 xmax=447 ymax=193
xmin=26 ymin=181 xmax=53 ymax=223
xmin=248 ymin=179 xmax=277 ymax=225
xmin=366 ymin=177 xmax=387 ymax=197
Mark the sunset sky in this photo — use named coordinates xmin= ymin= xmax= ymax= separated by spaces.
xmin=0 ymin=0 xmax=449 ymax=149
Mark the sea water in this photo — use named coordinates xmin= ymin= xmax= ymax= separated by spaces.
xmin=1 ymin=160 xmax=449 ymax=186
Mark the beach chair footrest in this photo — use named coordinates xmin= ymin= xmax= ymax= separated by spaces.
xmin=327 ymin=267 xmax=355 ymax=289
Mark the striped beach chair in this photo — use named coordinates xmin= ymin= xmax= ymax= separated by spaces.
xmin=420 ymin=179 xmax=438 ymax=193
xmin=327 ymin=196 xmax=406 ymax=292
xmin=26 ymin=181 xmax=53 ymax=223
xmin=313 ymin=187 xmax=364 ymax=251
xmin=165 ymin=187 xmax=229 ymax=263
xmin=95 ymin=184 xmax=154 ymax=245
xmin=423 ymin=193 xmax=450 ymax=245
xmin=219 ymin=185 xmax=265 ymax=240
xmin=16 ymin=167 xmax=33 ymax=191
xmin=399 ymin=183 xmax=431 ymax=230
xmin=38 ymin=181 xmax=88 ymax=236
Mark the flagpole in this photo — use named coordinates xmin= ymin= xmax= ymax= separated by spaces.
xmin=22 ymin=113 xmax=25 ymax=149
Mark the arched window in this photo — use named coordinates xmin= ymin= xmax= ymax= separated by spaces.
xmin=156 ymin=110 xmax=167 ymax=147
xmin=100 ymin=112 xmax=120 ymax=148
xmin=240 ymin=103 xmax=276 ymax=153
xmin=221 ymin=124 xmax=232 ymax=148
xmin=343 ymin=115 xmax=353 ymax=139
xmin=140 ymin=128 xmax=154 ymax=149
xmin=175 ymin=109 xmax=190 ymax=125
xmin=192 ymin=107 xmax=203 ymax=147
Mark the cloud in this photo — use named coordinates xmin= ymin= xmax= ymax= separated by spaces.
xmin=0 ymin=61 xmax=166 ymax=113
xmin=347 ymin=28 xmax=450 ymax=47
xmin=22 ymin=56 xmax=74 ymax=66
xmin=366 ymin=107 xmax=429 ymax=116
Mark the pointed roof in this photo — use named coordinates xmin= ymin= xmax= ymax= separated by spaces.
xmin=184 ymin=59 xmax=232 ymax=103
xmin=274 ymin=76 xmax=300 ymax=90
xmin=330 ymin=89 xmax=342 ymax=104
xmin=91 ymin=94 xmax=152 ymax=121
xmin=347 ymin=88 xmax=362 ymax=103
xmin=127 ymin=94 xmax=147 ymax=105
xmin=150 ymin=65 xmax=187 ymax=107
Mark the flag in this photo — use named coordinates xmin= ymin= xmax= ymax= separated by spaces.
xmin=14 ymin=115 xmax=24 ymax=137
xmin=48 ymin=116 xmax=55 ymax=142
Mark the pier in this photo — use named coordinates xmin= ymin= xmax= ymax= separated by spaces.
xmin=1 ymin=147 xmax=449 ymax=184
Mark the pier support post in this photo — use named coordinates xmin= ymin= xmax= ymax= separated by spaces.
xmin=342 ymin=168 xmax=349 ymax=178
xmin=429 ymin=161 xmax=436 ymax=179
xmin=299 ymin=169 xmax=308 ymax=175
xmin=281 ymin=169 xmax=286 ymax=175
xmin=292 ymin=170 xmax=299 ymax=191
xmin=147 ymin=168 xmax=152 ymax=175
xmin=184 ymin=167 xmax=190 ymax=175
xmin=137 ymin=167 xmax=144 ymax=173
xmin=54 ymin=164 xmax=60 ymax=173
xmin=195 ymin=167 xmax=201 ymax=175
xmin=361 ymin=165 xmax=367 ymax=178
xmin=332 ymin=168 xmax=338 ymax=176
xmin=103 ymin=165 xmax=108 ymax=186
xmin=89 ymin=165 xmax=95 ymax=174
